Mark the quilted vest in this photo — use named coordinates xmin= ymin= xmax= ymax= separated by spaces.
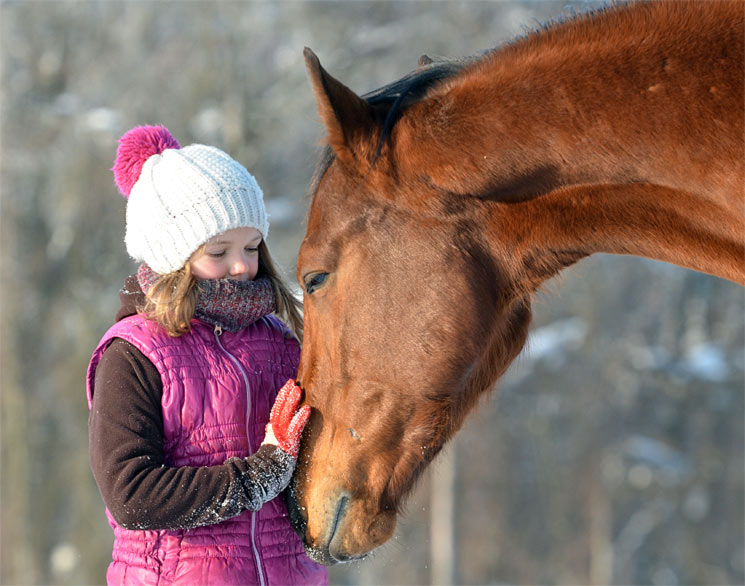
xmin=87 ymin=313 xmax=327 ymax=586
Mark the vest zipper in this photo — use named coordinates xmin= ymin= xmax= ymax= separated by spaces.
xmin=214 ymin=325 xmax=267 ymax=586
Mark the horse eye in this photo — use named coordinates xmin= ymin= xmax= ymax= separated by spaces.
xmin=304 ymin=272 xmax=329 ymax=295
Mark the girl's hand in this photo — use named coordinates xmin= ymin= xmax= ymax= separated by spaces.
xmin=262 ymin=379 xmax=311 ymax=459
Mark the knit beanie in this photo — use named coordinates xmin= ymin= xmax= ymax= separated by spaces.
xmin=112 ymin=125 xmax=269 ymax=274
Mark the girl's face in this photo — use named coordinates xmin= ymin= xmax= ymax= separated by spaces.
xmin=190 ymin=227 xmax=262 ymax=281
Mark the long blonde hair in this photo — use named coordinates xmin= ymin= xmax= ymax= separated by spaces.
xmin=140 ymin=240 xmax=303 ymax=340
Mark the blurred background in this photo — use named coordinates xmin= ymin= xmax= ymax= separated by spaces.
xmin=1 ymin=1 xmax=743 ymax=584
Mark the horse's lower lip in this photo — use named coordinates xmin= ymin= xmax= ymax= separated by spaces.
xmin=302 ymin=544 xmax=338 ymax=566
xmin=302 ymin=543 xmax=367 ymax=566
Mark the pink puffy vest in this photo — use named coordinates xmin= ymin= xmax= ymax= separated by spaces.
xmin=87 ymin=314 xmax=327 ymax=586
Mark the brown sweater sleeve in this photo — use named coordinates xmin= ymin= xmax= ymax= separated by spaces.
xmin=89 ymin=338 xmax=295 ymax=530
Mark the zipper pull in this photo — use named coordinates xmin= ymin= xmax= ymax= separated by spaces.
xmin=214 ymin=325 xmax=223 ymax=336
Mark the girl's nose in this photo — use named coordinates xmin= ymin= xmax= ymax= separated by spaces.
xmin=230 ymin=254 xmax=249 ymax=276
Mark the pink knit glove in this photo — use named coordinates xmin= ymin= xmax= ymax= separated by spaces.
xmin=263 ymin=379 xmax=311 ymax=459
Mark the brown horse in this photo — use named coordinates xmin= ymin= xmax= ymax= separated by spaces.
xmin=288 ymin=0 xmax=744 ymax=565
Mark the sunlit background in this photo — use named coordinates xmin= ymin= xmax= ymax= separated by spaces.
xmin=2 ymin=2 xmax=743 ymax=584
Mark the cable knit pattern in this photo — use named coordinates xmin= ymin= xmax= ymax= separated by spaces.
xmin=123 ymin=143 xmax=269 ymax=274
xmin=87 ymin=315 xmax=327 ymax=586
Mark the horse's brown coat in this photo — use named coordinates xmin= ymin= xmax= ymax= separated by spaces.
xmin=289 ymin=1 xmax=745 ymax=565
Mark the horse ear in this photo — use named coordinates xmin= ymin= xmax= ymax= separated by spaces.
xmin=417 ymin=54 xmax=434 ymax=67
xmin=303 ymin=47 xmax=377 ymax=169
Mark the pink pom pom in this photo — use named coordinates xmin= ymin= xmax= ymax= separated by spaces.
xmin=112 ymin=125 xmax=180 ymax=198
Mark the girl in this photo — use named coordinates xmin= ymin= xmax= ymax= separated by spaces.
xmin=87 ymin=125 xmax=328 ymax=585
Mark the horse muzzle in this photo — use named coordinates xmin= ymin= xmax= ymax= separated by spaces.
xmin=286 ymin=479 xmax=396 ymax=565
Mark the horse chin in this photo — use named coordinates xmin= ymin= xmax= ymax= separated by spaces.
xmin=301 ymin=539 xmax=370 ymax=567
xmin=301 ymin=543 xmax=347 ymax=566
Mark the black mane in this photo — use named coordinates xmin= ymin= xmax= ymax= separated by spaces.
xmin=363 ymin=55 xmax=476 ymax=107
xmin=365 ymin=55 xmax=479 ymax=164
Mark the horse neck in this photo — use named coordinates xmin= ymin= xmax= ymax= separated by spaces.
xmin=491 ymin=184 xmax=745 ymax=292
xmin=398 ymin=1 xmax=744 ymax=289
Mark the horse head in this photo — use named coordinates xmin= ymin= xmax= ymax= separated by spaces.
xmin=288 ymin=49 xmax=533 ymax=565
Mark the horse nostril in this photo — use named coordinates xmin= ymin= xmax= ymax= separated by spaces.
xmin=328 ymin=495 xmax=349 ymax=544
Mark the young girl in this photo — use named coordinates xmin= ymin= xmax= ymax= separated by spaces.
xmin=86 ymin=125 xmax=328 ymax=585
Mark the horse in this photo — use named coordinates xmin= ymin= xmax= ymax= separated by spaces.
xmin=287 ymin=0 xmax=745 ymax=566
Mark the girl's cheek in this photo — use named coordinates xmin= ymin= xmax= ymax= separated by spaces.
xmin=192 ymin=258 xmax=224 ymax=280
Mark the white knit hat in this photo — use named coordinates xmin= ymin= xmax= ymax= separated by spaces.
xmin=112 ymin=125 xmax=269 ymax=274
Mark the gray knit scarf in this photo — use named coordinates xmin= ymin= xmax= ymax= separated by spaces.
xmin=137 ymin=263 xmax=276 ymax=332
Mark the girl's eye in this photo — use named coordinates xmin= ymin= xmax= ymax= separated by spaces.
xmin=207 ymin=251 xmax=226 ymax=258
xmin=245 ymin=247 xmax=259 ymax=253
